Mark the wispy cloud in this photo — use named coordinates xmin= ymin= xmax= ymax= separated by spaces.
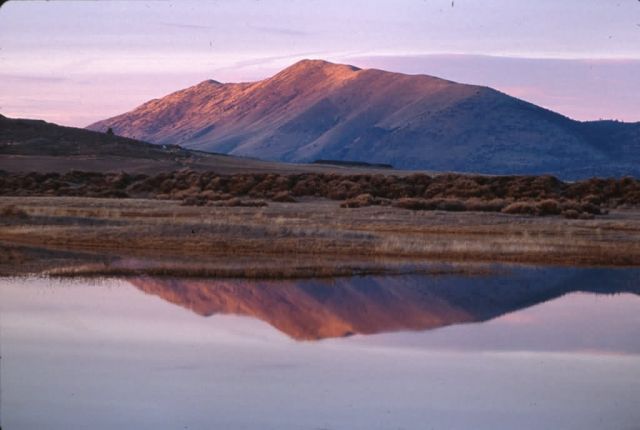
xmin=248 ymin=24 xmax=310 ymax=37
xmin=0 ymin=73 xmax=68 ymax=83
xmin=159 ymin=21 xmax=212 ymax=30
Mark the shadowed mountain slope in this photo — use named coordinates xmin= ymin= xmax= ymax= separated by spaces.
xmin=0 ymin=114 xmax=197 ymax=173
xmin=0 ymin=114 xmax=399 ymax=175
xmin=88 ymin=59 xmax=640 ymax=179
xmin=1 ymin=114 xmax=186 ymax=158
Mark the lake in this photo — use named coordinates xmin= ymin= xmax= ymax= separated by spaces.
xmin=1 ymin=266 xmax=639 ymax=429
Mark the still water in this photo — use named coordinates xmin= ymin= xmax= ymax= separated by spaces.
xmin=1 ymin=267 xmax=639 ymax=430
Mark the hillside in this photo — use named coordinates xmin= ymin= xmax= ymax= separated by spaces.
xmin=0 ymin=114 xmax=196 ymax=173
xmin=87 ymin=59 xmax=640 ymax=179
xmin=0 ymin=114 xmax=398 ymax=175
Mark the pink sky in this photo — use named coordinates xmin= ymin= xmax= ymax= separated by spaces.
xmin=1 ymin=0 xmax=639 ymax=126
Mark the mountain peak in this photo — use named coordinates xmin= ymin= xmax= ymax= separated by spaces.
xmin=279 ymin=59 xmax=361 ymax=81
xmin=196 ymin=79 xmax=222 ymax=86
xmin=86 ymin=59 xmax=640 ymax=179
xmin=288 ymin=58 xmax=360 ymax=71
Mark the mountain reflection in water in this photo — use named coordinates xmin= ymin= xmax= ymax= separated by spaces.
xmin=131 ymin=267 xmax=640 ymax=340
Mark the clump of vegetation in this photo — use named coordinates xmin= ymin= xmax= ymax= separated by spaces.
xmin=536 ymin=199 xmax=562 ymax=216
xmin=180 ymin=196 xmax=208 ymax=207
xmin=463 ymin=198 xmax=508 ymax=212
xmin=207 ymin=198 xmax=268 ymax=207
xmin=340 ymin=193 xmax=390 ymax=208
xmin=562 ymin=209 xmax=580 ymax=219
xmin=500 ymin=199 xmax=602 ymax=218
xmin=394 ymin=197 xmax=500 ymax=213
xmin=271 ymin=191 xmax=297 ymax=203
xmin=501 ymin=202 xmax=538 ymax=216
xmin=1 ymin=170 xmax=639 ymax=217
xmin=0 ymin=204 xmax=29 ymax=219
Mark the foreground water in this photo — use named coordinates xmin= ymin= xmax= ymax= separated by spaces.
xmin=1 ymin=266 xmax=639 ymax=430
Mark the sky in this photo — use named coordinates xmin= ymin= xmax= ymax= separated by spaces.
xmin=0 ymin=0 xmax=639 ymax=127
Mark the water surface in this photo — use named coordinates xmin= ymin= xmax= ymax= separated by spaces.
xmin=1 ymin=266 xmax=639 ymax=429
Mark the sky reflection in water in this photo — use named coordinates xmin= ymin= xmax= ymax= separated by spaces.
xmin=1 ymin=266 xmax=639 ymax=430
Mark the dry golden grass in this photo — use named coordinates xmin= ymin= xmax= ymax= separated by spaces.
xmin=1 ymin=195 xmax=640 ymax=277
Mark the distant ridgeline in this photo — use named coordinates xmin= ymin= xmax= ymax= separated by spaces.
xmin=312 ymin=159 xmax=393 ymax=169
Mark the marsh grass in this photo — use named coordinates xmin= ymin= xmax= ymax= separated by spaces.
xmin=1 ymin=196 xmax=640 ymax=277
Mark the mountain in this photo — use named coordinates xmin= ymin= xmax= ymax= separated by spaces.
xmin=0 ymin=114 xmax=394 ymax=175
xmin=88 ymin=59 xmax=640 ymax=179
xmin=130 ymin=269 xmax=640 ymax=341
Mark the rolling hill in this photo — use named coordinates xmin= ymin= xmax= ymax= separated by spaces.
xmin=87 ymin=59 xmax=640 ymax=179
xmin=0 ymin=114 xmax=400 ymax=175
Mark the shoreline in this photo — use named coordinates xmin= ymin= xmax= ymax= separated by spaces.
xmin=2 ymin=196 xmax=640 ymax=278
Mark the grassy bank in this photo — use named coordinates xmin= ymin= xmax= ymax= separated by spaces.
xmin=1 ymin=196 xmax=639 ymax=277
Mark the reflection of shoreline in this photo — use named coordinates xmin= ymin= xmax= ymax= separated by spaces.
xmin=130 ymin=268 xmax=640 ymax=341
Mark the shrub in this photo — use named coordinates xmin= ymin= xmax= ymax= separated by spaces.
xmin=579 ymin=202 xmax=601 ymax=215
xmin=393 ymin=198 xmax=467 ymax=212
xmin=341 ymin=193 xmax=375 ymax=208
xmin=582 ymin=194 xmax=601 ymax=206
xmin=393 ymin=198 xmax=434 ymax=210
xmin=501 ymin=202 xmax=538 ymax=215
xmin=209 ymin=198 xmax=268 ymax=207
xmin=464 ymin=198 xmax=508 ymax=212
xmin=562 ymin=209 xmax=580 ymax=219
xmin=536 ymin=199 xmax=561 ymax=216
xmin=435 ymin=198 xmax=466 ymax=211
xmin=181 ymin=196 xmax=207 ymax=206
xmin=327 ymin=180 xmax=363 ymax=200
xmin=236 ymin=200 xmax=268 ymax=207
xmin=226 ymin=177 xmax=247 ymax=195
xmin=198 ymin=190 xmax=220 ymax=200
xmin=271 ymin=191 xmax=297 ymax=203
xmin=172 ymin=186 xmax=201 ymax=199
xmin=0 ymin=205 xmax=29 ymax=219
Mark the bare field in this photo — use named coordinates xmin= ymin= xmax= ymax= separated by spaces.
xmin=1 ymin=195 xmax=639 ymax=277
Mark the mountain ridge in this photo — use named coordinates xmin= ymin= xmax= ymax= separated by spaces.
xmin=87 ymin=59 xmax=640 ymax=179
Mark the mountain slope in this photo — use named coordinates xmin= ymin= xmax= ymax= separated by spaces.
xmin=0 ymin=114 xmax=406 ymax=175
xmin=0 ymin=114 xmax=188 ymax=158
xmin=88 ymin=59 xmax=640 ymax=178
